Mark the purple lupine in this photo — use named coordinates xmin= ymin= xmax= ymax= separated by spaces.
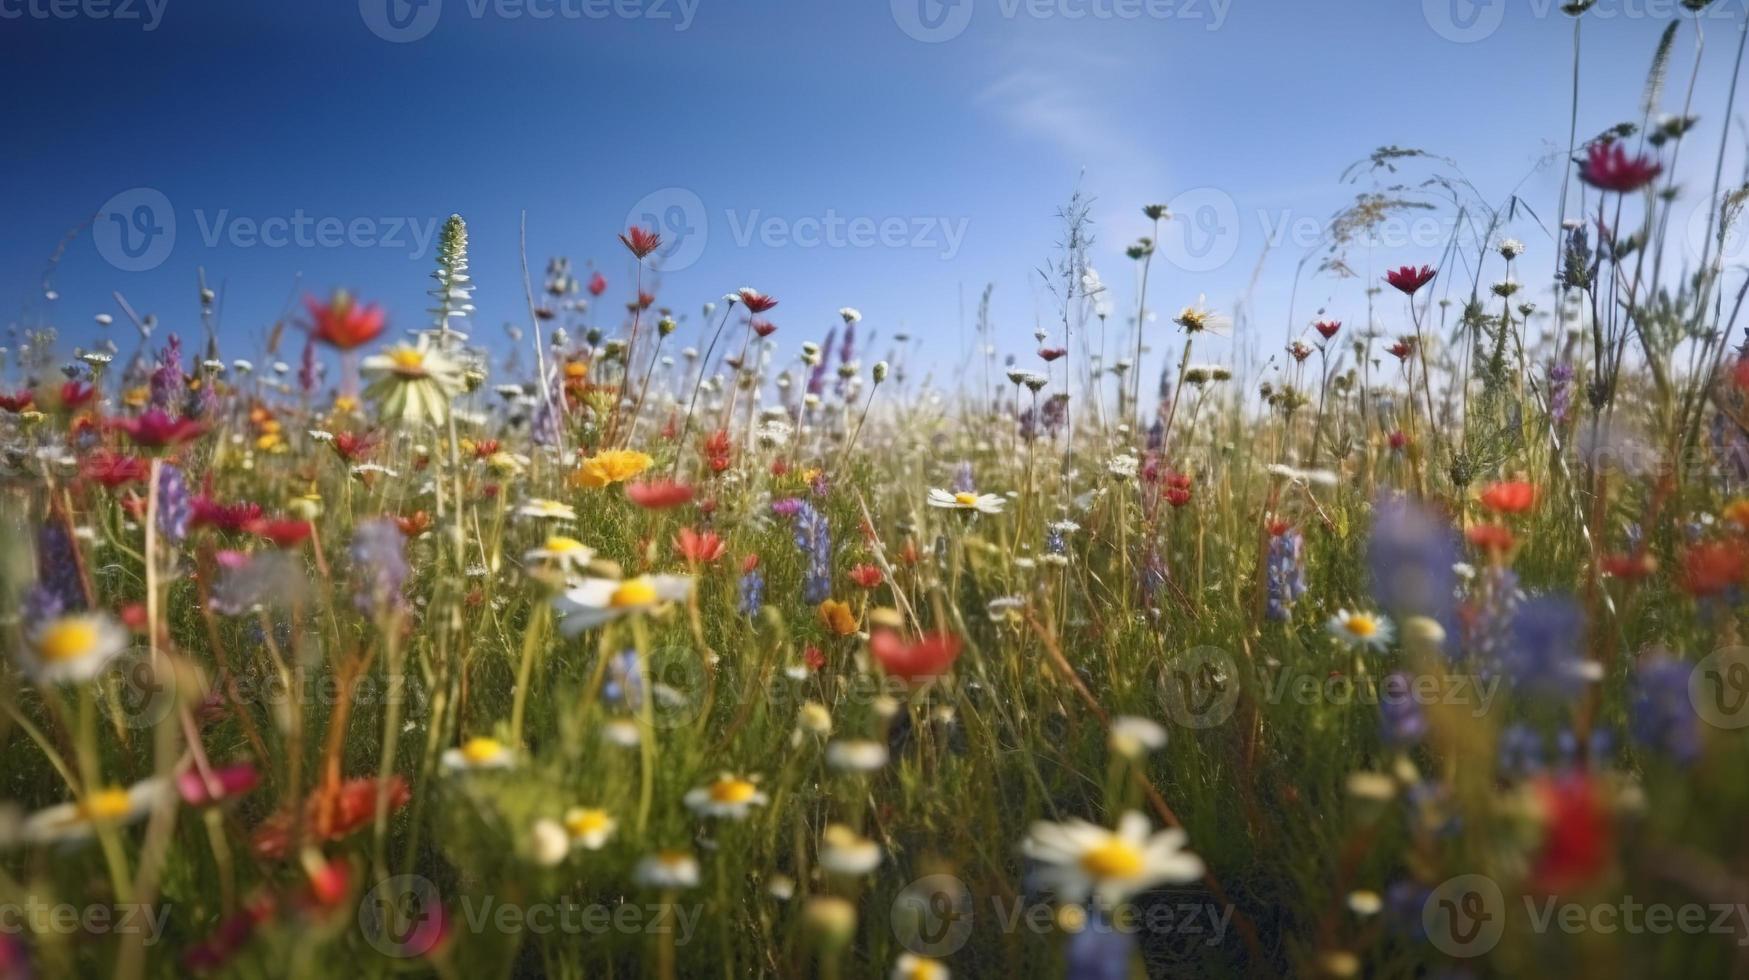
xmin=1631 ymin=657 xmax=1700 ymax=764
xmin=738 ymin=568 xmax=765 ymax=617
xmin=35 ymin=522 xmax=84 ymax=612
xmin=1548 ymin=362 xmax=1575 ymax=426
xmin=19 ymin=584 xmax=65 ymax=630
xmin=298 ymin=338 xmax=320 ymax=397
xmin=1379 ymin=672 xmax=1427 ymax=744
xmin=1264 ymin=527 xmax=1306 ymax=621
xmin=1502 ymin=596 xmax=1588 ymax=697
xmin=951 ymin=461 xmax=975 ymax=494
xmin=156 ymin=462 xmax=191 ymax=543
xmin=603 ymin=650 xmax=643 ymax=708
xmin=1462 ymin=565 xmax=1521 ymax=675
xmin=149 ymin=334 xmax=184 ymax=411
xmin=1498 ymin=722 xmax=1546 ymax=777
xmin=808 ymin=327 xmax=836 ymax=396
xmin=785 ymin=500 xmax=832 ymax=604
xmin=350 ymin=519 xmax=408 ymax=614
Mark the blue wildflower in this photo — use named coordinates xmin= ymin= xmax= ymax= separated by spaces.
xmin=156 ymin=463 xmax=191 ymax=543
xmin=603 ymin=650 xmax=643 ymax=708
xmin=1064 ymin=912 xmax=1135 ymax=980
xmin=1367 ymin=496 xmax=1459 ymax=635
xmin=1631 ymin=657 xmax=1700 ymax=764
xmin=1379 ymin=672 xmax=1427 ymax=744
xmin=350 ymin=519 xmax=408 ymax=614
xmin=34 ymin=522 xmax=85 ymax=613
xmin=739 ymin=568 xmax=765 ymax=618
xmin=1502 ymin=596 xmax=1589 ymax=697
xmin=1264 ymin=526 xmax=1307 ymax=621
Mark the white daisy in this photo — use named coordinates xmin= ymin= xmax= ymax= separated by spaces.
xmin=22 ymin=613 xmax=130 ymax=685
xmin=554 ymin=574 xmax=694 ymax=636
xmin=634 ymin=850 xmax=701 ymax=889
xmin=1108 ymin=716 xmax=1168 ymax=758
xmin=683 ymin=774 xmax=768 ymax=820
xmin=562 ymin=807 xmax=617 ymax=850
xmin=819 ymin=824 xmax=882 ymax=876
xmin=516 ymin=498 xmax=578 ymax=522
xmin=893 ymin=954 xmax=950 ymax=980
xmin=441 ymin=736 xmax=516 ymax=772
xmin=927 ymin=488 xmax=1005 ymax=514
xmin=1325 ymin=610 xmax=1395 ymax=650
xmin=601 ymin=719 xmax=641 ymax=748
xmin=23 ymin=778 xmax=169 ymax=845
xmin=531 ymin=818 xmax=570 ymax=867
xmin=1021 ymin=811 xmax=1205 ymax=906
xmin=523 ymin=535 xmax=596 ymax=575
xmin=825 ymin=739 xmax=889 ymax=773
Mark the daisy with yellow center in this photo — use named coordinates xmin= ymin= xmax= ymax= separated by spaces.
xmin=820 ymin=824 xmax=882 ymax=876
xmin=927 ymin=487 xmax=1006 ymax=514
xmin=893 ymin=955 xmax=951 ymax=980
xmin=1172 ymin=294 xmax=1232 ymax=335
xmin=562 ymin=807 xmax=618 ymax=850
xmin=22 ymin=778 xmax=169 ymax=845
xmin=683 ymin=773 xmax=769 ymax=820
xmin=1021 ymin=811 xmax=1204 ymax=905
xmin=441 ymin=735 xmax=516 ymax=772
xmin=23 ymin=612 xmax=129 ymax=685
xmin=360 ymin=339 xmax=467 ymax=426
xmin=554 ymin=573 xmax=693 ymax=635
xmin=633 ymin=850 xmax=701 ymax=889
xmin=516 ymin=498 xmax=579 ymax=522
xmin=1325 ymin=609 xmax=1395 ymax=650
xmin=572 ymin=449 xmax=654 ymax=489
xmin=524 ymin=535 xmax=596 ymax=575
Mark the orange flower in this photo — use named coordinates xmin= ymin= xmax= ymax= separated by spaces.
xmin=1478 ymin=481 xmax=1537 ymax=515
xmin=819 ymin=599 xmax=859 ymax=636
xmin=869 ymin=629 xmax=963 ymax=683
xmin=1681 ymin=542 xmax=1746 ymax=597
xmin=1465 ymin=523 xmax=1516 ymax=555
xmin=305 ymin=291 xmax=386 ymax=351
xmin=675 ymin=527 xmax=726 ymax=564
xmin=848 ymin=563 xmax=884 ymax=589
xmin=627 ymin=479 xmax=694 ymax=509
xmin=1723 ymin=498 xmax=1749 ymax=532
xmin=572 ymin=449 xmax=653 ymax=488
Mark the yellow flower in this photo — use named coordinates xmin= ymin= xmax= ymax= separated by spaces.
xmin=572 ymin=449 xmax=653 ymax=488
xmin=123 ymin=386 xmax=150 ymax=409
xmin=819 ymin=599 xmax=859 ymax=636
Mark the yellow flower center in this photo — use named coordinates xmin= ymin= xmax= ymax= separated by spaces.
xmin=953 ymin=492 xmax=978 ymax=507
xmin=708 ymin=777 xmax=756 ymax=804
xmin=80 ymin=787 xmax=134 ymax=822
xmin=389 ymin=348 xmax=427 ymax=374
xmin=566 ymin=809 xmax=610 ymax=837
xmin=1345 ymin=616 xmax=1377 ymax=638
xmin=36 ymin=619 xmax=99 ymax=663
xmin=905 ymin=960 xmax=945 ymax=980
xmin=1079 ymin=838 xmax=1144 ymax=879
xmin=610 ymin=577 xmax=659 ymax=608
xmin=461 ymin=737 xmax=503 ymax=764
xmin=543 ymin=536 xmax=583 ymax=554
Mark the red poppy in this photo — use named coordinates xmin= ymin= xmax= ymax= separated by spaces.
xmin=1266 ymin=518 xmax=1292 ymax=537
xmin=1528 ymin=774 xmax=1612 ymax=893
xmin=741 ymin=554 xmax=760 ymax=574
xmin=1577 ymin=141 xmax=1663 ymax=194
xmin=1465 ymin=523 xmax=1516 ymax=554
xmin=1478 ymin=481 xmax=1537 ymax=515
xmin=0 ymin=391 xmax=33 ymax=413
xmin=701 ymin=430 xmax=733 ymax=472
xmin=1384 ymin=265 xmax=1437 ymax=295
xmin=675 ymin=527 xmax=726 ymax=564
xmin=626 ymin=479 xmax=694 ymax=509
xmin=1165 ymin=487 xmax=1193 ymax=508
xmin=587 ymin=271 xmax=607 ymax=297
xmin=737 ymin=288 xmax=778 ymax=314
xmin=247 ymin=518 xmax=313 ymax=549
xmin=305 ymin=291 xmax=386 ymax=351
xmin=870 ymin=629 xmax=962 ymax=683
xmin=250 ymin=775 xmax=411 ymax=861
xmin=1038 ymin=347 xmax=1067 ymax=362
xmin=1600 ymin=552 xmax=1656 ymax=580
xmin=619 ymin=226 xmax=662 ymax=260
xmin=110 ymin=409 xmax=207 ymax=448
xmin=82 ymin=451 xmax=150 ymax=489
xmin=1681 ymin=542 xmax=1746 ymax=597
xmin=848 ymin=563 xmax=884 ymax=588
xmin=751 ymin=319 xmax=778 ymax=338
xmin=1313 ymin=320 xmax=1341 ymax=340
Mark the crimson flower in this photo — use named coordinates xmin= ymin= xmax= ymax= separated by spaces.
xmin=250 ymin=774 xmax=411 ymax=860
xmin=177 ymin=762 xmax=260 ymax=807
xmin=1165 ymin=487 xmax=1193 ymax=508
xmin=331 ymin=431 xmax=376 ymax=463
xmin=1600 ymin=552 xmax=1656 ymax=580
xmin=587 ymin=271 xmax=607 ymax=296
xmin=191 ymin=497 xmax=265 ymax=533
xmin=675 ymin=527 xmax=727 ymax=564
xmin=1387 ymin=339 xmax=1415 ymax=361
xmin=626 ymin=479 xmax=694 ymax=509
xmin=247 ymin=517 xmax=314 ymax=548
xmin=1577 ymin=141 xmax=1663 ymax=193
xmin=619 ymin=226 xmax=662 ymax=260
xmin=1038 ymin=347 xmax=1066 ymax=362
xmin=1465 ymin=523 xmax=1516 ymax=554
xmin=869 ymin=629 xmax=962 ymax=683
xmin=752 ymin=319 xmax=778 ymax=338
xmin=848 ymin=563 xmax=884 ymax=589
xmin=1681 ymin=542 xmax=1746 ymax=597
xmin=1388 ymin=430 xmax=1408 ymax=451
xmin=58 ymin=381 xmax=98 ymax=411
xmin=82 ymin=451 xmax=150 ymax=489
xmin=110 ymin=409 xmax=206 ymax=448
xmin=1313 ymin=320 xmax=1341 ymax=340
xmin=1528 ymin=774 xmax=1612 ymax=893
xmin=737 ymin=288 xmax=778 ymax=313
xmin=305 ymin=291 xmax=386 ymax=351
xmin=1384 ymin=265 xmax=1436 ymax=295
xmin=0 ymin=391 xmax=33 ymax=413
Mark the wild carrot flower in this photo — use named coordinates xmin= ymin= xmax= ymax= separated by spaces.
xmin=1021 ymin=811 xmax=1204 ymax=905
xmin=684 ymin=774 xmax=768 ymax=820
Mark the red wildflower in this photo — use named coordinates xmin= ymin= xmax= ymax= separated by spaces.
xmin=303 ymin=857 xmax=352 ymax=909
xmin=1384 ymin=265 xmax=1437 ymax=295
xmin=1465 ymin=523 xmax=1516 ymax=554
xmin=804 ymin=645 xmax=826 ymax=672
xmin=1266 ymin=518 xmax=1292 ymax=537
xmin=247 ymin=517 xmax=314 ymax=549
xmin=848 ymin=563 xmax=884 ymax=589
xmin=1165 ymin=487 xmax=1193 ymax=508
xmin=110 ymin=409 xmax=206 ymax=448
xmin=0 ymin=391 xmax=32 ymax=413
xmin=626 ymin=479 xmax=694 ymax=509
xmin=870 ymin=629 xmax=963 ymax=683
xmin=1528 ymin=774 xmax=1612 ymax=894
xmin=751 ymin=319 xmax=778 ymax=338
xmin=1038 ymin=347 xmax=1067 ymax=362
xmin=741 ymin=554 xmax=760 ymax=574
xmin=1287 ymin=341 xmax=1313 ymax=363
xmin=177 ymin=762 xmax=260 ymax=807
xmin=1313 ymin=320 xmax=1341 ymax=340
xmin=470 ymin=438 xmax=501 ymax=459
xmin=58 ymin=381 xmax=98 ymax=411
xmin=1387 ymin=339 xmax=1415 ymax=361
xmin=1388 ymin=430 xmax=1408 ymax=451
xmin=331 ymin=431 xmax=375 ymax=463
xmin=1731 ymin=357 xmax=1749 ymax=393
xmin=1577 ymin=141 xmax=1663 ymax=194
xmin=587 ymin=271 xmax=607 ymax=296
xmin=82 ymin=451 xmax=150 ymax=489
xmin=304 ymin=291 xmax=386 ymax=351
xmin=1600 ymin=552 xmax=1656 ymax=580
xmin=1478 ymin=481 xmax=1537 ymax=515
xmin=1681 ymin=542 xmax=1746 ymax=597
xmin=675 ymin=527 xmax=727 ymax=564
xmin=250 ymin=774 xmax=412 ymax=861
xmin=737 ymin=288 xmax=778 ymax=314
xmin=191 ymin=497 xmax=265 ymax=533
xmin=619 ymin=226 xmax=662 ymax=260
xmin=396 ymin=511 xmax=432 ymax=537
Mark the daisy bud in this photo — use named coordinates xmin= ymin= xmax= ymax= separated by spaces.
xmin=872 ymin=361 xmax=889 ymax=383
xmin=803 ymin=896 xmax=858 ymax=948
xmin=658 ymin=317 xmax=677 ymax=336
xmin=530 ymin=818 xmax=570 ymax=867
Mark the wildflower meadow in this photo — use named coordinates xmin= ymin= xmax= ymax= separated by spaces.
xmin=6 ymin=4 xmax=1749 ymax=978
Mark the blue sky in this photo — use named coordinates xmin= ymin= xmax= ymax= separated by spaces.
xmin=3 ymin=0 xmax=1745 ymax=389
